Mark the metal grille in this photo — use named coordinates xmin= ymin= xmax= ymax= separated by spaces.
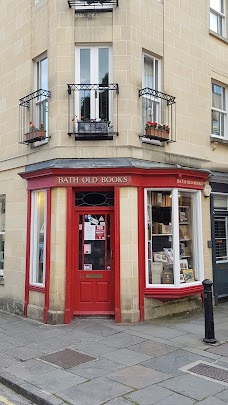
xmin=40 ymin=349 xmax=96 ymax=369
xmin=215 ymin=218 xmax=227 ymax=260
xmin=75 ymin=191 xmax=114 ymax=207
xmin=185 ymin=362 xmax=228 ymax=385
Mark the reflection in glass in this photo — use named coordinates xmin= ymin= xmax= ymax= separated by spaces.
xmin=30 ymin=191 xmax=47 ymax=285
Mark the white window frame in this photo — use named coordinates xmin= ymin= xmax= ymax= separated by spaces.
xmin=210 ymin=0 xmax=226 ymax=37
xmin=33 ymin=54 xmax=49 ymax=144
xmin=142 ymin=53 xmax=161 ymax=127
xmin=211 ymin=81 xmax=227 ymax=139
xmin=145 ymin=188 xmax=204 ymax=288
xmin=30 ymin=190 xmax=47 ymax=287
xmin=75 ymin=45 xmax=113 ymax=122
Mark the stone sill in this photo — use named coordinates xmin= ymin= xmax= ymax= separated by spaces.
xmin=210 ymin=136 xmax=228 ymax=145
xmin=141 ymin=136 xmax=164 ymax=147
xmin=209 ymin=30 xmax=228 ymax=44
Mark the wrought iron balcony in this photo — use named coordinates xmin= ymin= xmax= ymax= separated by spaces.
xmin=68 ymin=0 xmax=118 ymax=13
xmin=19 ymin=89 xmax=51 ymax=144
xmin=139 ymin=88 xmax=176 ymax=144
xmin=67 ymin=83 xmax=119 ymax=140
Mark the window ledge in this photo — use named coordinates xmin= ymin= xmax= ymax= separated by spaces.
xmin=0 ymin=277 xmax=4 ymax=285
xmin=141 ymin=136 xmax=165 ymax=147
xmin=210 ymin=136 xmax=228 ymax=144
xmin=209 ymin=30 xmax=228 ymax=44
xmin=144 ymin=284 xmax=203 ymax=300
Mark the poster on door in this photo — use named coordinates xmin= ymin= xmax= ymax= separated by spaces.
xmin=95 ymin=225 xmax=105 ymax=240
xmin=84 ymin=223 xmax=95 ymax=240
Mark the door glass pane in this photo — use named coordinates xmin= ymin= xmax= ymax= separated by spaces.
xmin=80 ymin=49 xmax=90 ymax=120
xmin=79 ymin=214 xmax=83 ymax=270
xmin=82 ymin=214 xmax=110 ymax=271
xmin=99 ymin=48 xmax=109 ymax=121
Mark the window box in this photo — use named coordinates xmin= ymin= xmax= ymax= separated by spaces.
xmin=24 ymin=130 xmax=46 ymax=144
xmin=78 ymin=121 xmax=109 ymax=134
xmin=145 ymin=127 xmax=169 ymax=141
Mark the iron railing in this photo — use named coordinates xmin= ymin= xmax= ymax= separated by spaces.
xmin=19 ymin=89 xmax=51 ymax=144
xmin=68 ymin=0 xmax=118 ymax=13
xmin=67 ymin=83 xmax=119 ymax=140
xmin=139 ymin=88 xmax=176 ymax=143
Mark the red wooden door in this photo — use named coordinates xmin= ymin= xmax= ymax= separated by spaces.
xmin=73 ymin=210 xmax=115 ymax=315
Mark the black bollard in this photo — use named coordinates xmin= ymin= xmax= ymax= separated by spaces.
xmin=202 ymin=279 xmax=217 ymax=344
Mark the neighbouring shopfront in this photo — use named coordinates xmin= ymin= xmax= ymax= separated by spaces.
xmin=20 ymin=159 xmax=210 ymax=324
xmin=210 ymin=174 xmax=228 ymax=305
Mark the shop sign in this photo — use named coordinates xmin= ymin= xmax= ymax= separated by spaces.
xmin=57 ymin=176 xmax=130 ymax=186
xmin=177 ymin=178 xmax=204 ymax=188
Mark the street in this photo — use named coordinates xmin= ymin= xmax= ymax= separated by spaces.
xmin=0 ymin=384 xmax=34 ymax=405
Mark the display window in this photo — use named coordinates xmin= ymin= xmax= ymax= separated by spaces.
xmin=146 ymin=189 xmax=204 ymax=288
xmin=29 ymin=190 xmax=47 ymax=286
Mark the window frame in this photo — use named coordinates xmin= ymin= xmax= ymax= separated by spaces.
xmin=29 ymin=190 xmax=47 ymax=287
xmin=33 ymin=54 xmax=49 ymax=144
xmin=211 ymin=81 xmax=227 ymax=139
xmin=142 ymin=53 xmax=161 ymax=129
xmin=75 ymin=45 xmax=113 ymax=122
xmin=145 ymin=188 xmax=204 ymax=288
xmin=210 ymin=0 xmax=226 ymax=37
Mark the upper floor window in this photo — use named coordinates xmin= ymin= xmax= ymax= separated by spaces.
xmin=210 ymin=0 xmax=226 ymax=37
xmin=76 ymin=46 xmax=112 ymax=123
xmin=211 ymin=82 xmax=227 ymax=138
xmin=142 ymin=54 xmax=161 ymax=127
xmin=36 ymin=56 xmax=48 ymax=91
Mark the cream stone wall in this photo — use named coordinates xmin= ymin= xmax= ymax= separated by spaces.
xmin=119 ymin=187 xmax=139 ymax=323
xmin=0 ymin=167 xmax=27 ymax=313
xmin=49 ymin=188 xmax=67 ymax=318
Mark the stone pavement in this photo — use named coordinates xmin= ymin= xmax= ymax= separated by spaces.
xmin=0 ymin=304 xmax=228 ymax=405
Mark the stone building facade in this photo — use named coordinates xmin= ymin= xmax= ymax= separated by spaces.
xmin=0 ymin=0 xmax=228 ymax=323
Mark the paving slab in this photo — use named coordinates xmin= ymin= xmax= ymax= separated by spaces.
xmin=141 ymin=349 xmax=213 ymax=376
xmin=107 ymin=364 xmax=171 ymax=389
xmin=59 ymin=376 xmax=133 ymax=405
xmin=126 ymin=385 xmax=174 ymax=405
xmin=128 ymin=340 xmax=177 ymax=357
xmin=69 ymin=358 xmax=125 ymax=379
xmin=159 ymin=373 xmax=224 ymax=400
xmin=207 ymin=343 xmax=228 ymax=357
xmin=152 ymin=393 xmax=195 ymax=404
xmin=102 ymin=348 xmax=152 ymax=365
xmin=196 ymin=397 xmax=228 ymax=404
xmin=215 ymin=388 xmax=228 ymax=401
xmin=26 ymin=368 xmax=87 ymax=393
xmin=4 ymin=359 xmax=57 ymax=381
xmin=98 ymin=331 xmax=146 ymax=348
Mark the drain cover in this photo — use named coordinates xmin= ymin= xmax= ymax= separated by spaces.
xmin=40 ymin=348 xmax=96 ymax=369
xmin=180 ymin=361 xmax=228 ymax=386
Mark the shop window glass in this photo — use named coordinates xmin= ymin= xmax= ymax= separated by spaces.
xmin=214 ymin=194 xmax=228 ymax=210
xmin=0 ymin=195 xmax=5 ymax=277
xmin=146 ymin=189 xmax=203 ymax=287
xmin=30 ymin=190 xmax=47 ymax=286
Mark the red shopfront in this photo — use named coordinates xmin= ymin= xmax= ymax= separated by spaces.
xmin=20 ymin=165 xmax=209 ymax=324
